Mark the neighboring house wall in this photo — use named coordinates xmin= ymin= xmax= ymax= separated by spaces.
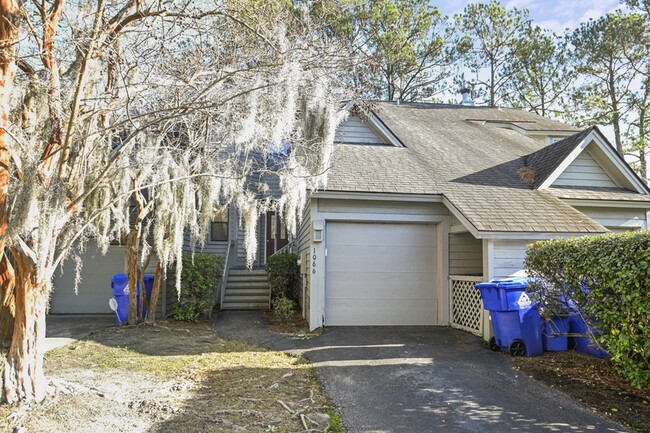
xmin=52 ymin=245 xmax=165 ymax=317
xmin=449 ymin=232 xmax=482 ymax=276
xmin=552 ymin=151 xmax=617 ymax=188
xmin=574 ymin=206 xmax=647 ymax=231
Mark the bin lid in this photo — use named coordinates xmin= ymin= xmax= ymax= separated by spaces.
xmin=492 ymin=277 xmax=531 ymax=290
xmin=474 ymin=282 xmax=498 ymax=290
xmin=111 ymin=273 xmax=129 ymax=295
xmin=143 ymin=275 xmax=155 ymax=282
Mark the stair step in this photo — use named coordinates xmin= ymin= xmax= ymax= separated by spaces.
xmin=224 ymin=294 xmax=269 ymax=302
xmin=221 ymin=302 xmax=270 ymax=310
xmin=225 ymin=288 xmax=270 ymax=296
xmin=228 ymin=277 xmax=269 ymax=284
xmin=229 ymin=269 xmax=267 ymax=276
xmin=226 ymin=281 xmax=269 ymax=293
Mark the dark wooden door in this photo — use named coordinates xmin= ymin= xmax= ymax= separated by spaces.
xmin=266 ymin=212 xmax=289 ymax=259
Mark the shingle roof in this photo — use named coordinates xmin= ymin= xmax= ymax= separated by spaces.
xmin=323 ymin=102 xmax=646 ymax=234
xmin=548 ymin=186 xmax=650 ymax=202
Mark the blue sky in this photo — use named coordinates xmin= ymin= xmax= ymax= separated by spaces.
xmin=437 ymin=0 xmax=627 ymax=33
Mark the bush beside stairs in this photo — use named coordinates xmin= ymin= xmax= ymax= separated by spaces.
xmin=221 ymin=268 xmax=270 ymax=310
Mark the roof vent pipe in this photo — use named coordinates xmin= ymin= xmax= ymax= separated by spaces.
xmin=460 ymin=88 xmax=474 ymax=106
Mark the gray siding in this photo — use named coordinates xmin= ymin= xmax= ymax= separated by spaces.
xmin=235 ymin=215 xmax=265 ymax=268
xmin=182 ymin=231 xmax=228 ymax=255
xmin=334 ymin=114 xmax=387 ymax=145
xmin=493 ymin=240 xmax=530 ymax=278
xmin=575 ymin=206 xmax=647 ymax=230
xmin=553 ymin=152 xmax=617 ymax=188
xmin=297 ymin=204 xmax=312 ymax=254
xmin=449 ymin=232 xmax=482 ymax=276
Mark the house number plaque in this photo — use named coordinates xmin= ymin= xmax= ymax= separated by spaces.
xmin=312 ymin=248 xmax=317 ymax=274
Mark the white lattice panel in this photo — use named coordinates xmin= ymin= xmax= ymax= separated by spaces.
xmin=450 ymin=278 xmax=484 ymax=336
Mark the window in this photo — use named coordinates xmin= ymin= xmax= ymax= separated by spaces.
xmin=210 ymin=209 xmax=228 ymax=242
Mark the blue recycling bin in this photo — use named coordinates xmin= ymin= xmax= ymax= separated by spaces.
xmin=475 ymin=278 xmax=543 ymax=357
xmin=111 ymin=273 xmax=130 ymax=325
xmin=542 ymin=316 xmax=569 ymax=351
xmin=568 ymin=317 xmax=609 ymax=358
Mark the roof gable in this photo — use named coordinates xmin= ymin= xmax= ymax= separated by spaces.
xmin=334 ymin=113 xmax=402 ymax=147
xmin=527 ymin=127 xmax=649 ymax=194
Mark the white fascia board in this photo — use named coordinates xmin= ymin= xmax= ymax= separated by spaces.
xmin=441 ymin=196 xmax=481 ymax=238
xmin=313 ymin=191 xmax=443 ymax=202
xmin=478 ymin=230 xmax=608 ymax=240
xmin=525 ymin=130 xmax=577 ymax=137
xmin=560 ymin=198 xmax=650 ymax=209
xmin=368 ymin=112 xmax=404 ymax=148
xmin=587 ymin=133 xmax=649 ymax=194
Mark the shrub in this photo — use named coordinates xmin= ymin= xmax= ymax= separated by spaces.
xmin=272 ymin=295 xmax=296 ymax=324
xmin=525 ymin=231 xmax=650 ymax=389
xmin=169 ymin=253 xmax=224 ymax=322
xmin=266 ymin=253 xmax=299 ymax=300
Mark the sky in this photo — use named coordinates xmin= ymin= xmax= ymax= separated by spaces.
xmin=437 ymin=0 xmax=627 ymax=33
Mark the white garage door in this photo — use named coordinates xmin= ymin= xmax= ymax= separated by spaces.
xmin=51 ymin=245 xmax=126 ymax=314
xmin=325 ymin=222 xmax=437 ymax=326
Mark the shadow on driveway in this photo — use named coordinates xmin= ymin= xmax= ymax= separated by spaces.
xmin=215 ymin=310 xmax=631 ymax=433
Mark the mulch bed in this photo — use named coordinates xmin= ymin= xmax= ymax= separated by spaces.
xmin=513 ymin=351 xmax=650 ymax=432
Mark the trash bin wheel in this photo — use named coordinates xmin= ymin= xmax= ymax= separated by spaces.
xmin=488 ymin=337 xmax=500 ymax=352
xmin=509 ymin=340 xmax=526 ymax=357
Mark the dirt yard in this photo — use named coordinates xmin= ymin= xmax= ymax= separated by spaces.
xmin=0 ymin=321 xmax=339 ymax=433
xmin=514 ymin=351 xmax=650 ymax=433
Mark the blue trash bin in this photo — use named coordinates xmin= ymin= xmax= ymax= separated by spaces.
xmin=111 ymin=273 xmax=130 ymax=325
xmin=475 ymin=278 xmax=543 ymax=357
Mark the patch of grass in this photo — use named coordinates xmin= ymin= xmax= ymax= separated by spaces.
xmin=328 ymin=410 xmax=343 ymax=433
xmin=7 ymin=320 xmax=336 ymax=433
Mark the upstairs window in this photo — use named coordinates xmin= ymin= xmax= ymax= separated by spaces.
xmin=210 ymin=209 xmax=229 ymax=242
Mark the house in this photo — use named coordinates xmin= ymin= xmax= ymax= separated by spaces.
xmin=293 ymin=101 xmax=650 ymax=339
xmin=51 ymin=101 xmax=650 ymax=344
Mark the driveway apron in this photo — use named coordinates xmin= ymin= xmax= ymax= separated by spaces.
xmin=214 ymin=311 xmax=631 ymax=433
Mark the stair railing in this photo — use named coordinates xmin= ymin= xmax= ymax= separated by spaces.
xmin=219 ymin=240 xmax=233 ymax=310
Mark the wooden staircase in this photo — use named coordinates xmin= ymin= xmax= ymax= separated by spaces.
xmin=221 ymin=268 xmax=270 ymax=310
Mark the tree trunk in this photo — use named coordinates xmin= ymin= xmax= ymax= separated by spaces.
xmin=0 ymin=0 xmax=21 ymax=348
xmin=125 ymin=231 xmax=141 ymax=325
xmin=3 ymin=248 xmax=47 ymax=404
xmin=0 ymin=253 xmax=15 ymax=345
xmin=145 ymin=262 xmax=162 ymax=323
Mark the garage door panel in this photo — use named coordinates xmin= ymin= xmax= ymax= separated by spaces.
xmin=327 ymin=272 xmax=435 ymax=297
xmin=325 ymin=222 xmax=437 ymax=326
xmin=327 ymin=297 xmax=437 ymax=326
xmin=327 ymin=223 xmax=434 ymax=247
xmin=327 ymin=246 xmax=435 ymax=272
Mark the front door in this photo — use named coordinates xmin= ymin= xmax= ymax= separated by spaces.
xmin=266 ymin=212 xmax=289 ymax=259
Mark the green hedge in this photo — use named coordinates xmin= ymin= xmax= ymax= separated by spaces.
xmin=169 ymin=253 xmax=224 ymax=322
xmin=525 ymin=231 xmax=650 ymax=389
xmin=266 ymin=253 xmax=299 ymax=301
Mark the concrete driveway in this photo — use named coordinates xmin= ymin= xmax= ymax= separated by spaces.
xmin=45 ymin=315 xmax=115 ymax=352
xmin=215 ymin=311 xmax=631 ymax=433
